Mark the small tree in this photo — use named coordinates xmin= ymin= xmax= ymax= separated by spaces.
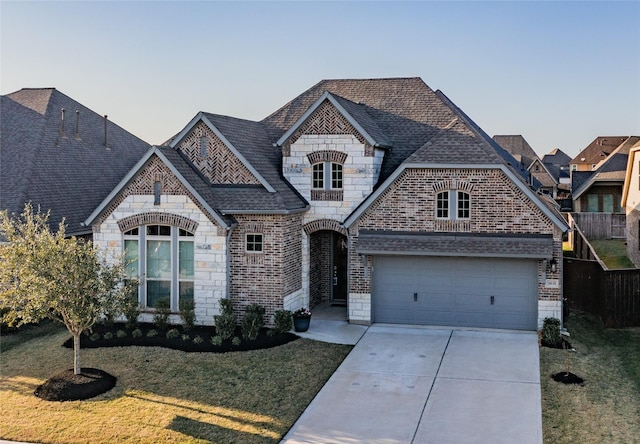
xmin=0 ymin=204 xmax=132 ymax=375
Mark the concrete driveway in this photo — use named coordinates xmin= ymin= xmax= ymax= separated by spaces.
xmin=282 ymin=325 xmax=542 ymax=444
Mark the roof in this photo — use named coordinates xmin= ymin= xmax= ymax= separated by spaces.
xmin=570 ymin=136 xmax=630 ymax=165
xmin=492 ymin=135 xmax=540 ymax=169
xmin=1 ymin=88 xmax=150 ymax=235
xmin=356 ymin=230 xmax=554 ymax=259
xmin=572 ymin=136 xmax=640 ymax=199
xmin=542 ymin=148 xmax=571 ymax=166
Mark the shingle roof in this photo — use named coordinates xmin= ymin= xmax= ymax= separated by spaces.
xmin=492 ymin=135 xmax=540 ymax=170
xmin=1 ymin=88 xmax=150 ymax=235
xmin=543 ymin=148 xmax=571 ymax=166
xmin=571 ymin=136 xmax=630 ymax=165
xmin=356 ymin=230 xmax=554 ymax=259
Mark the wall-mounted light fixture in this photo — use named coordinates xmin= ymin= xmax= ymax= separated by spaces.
xmin=550 ymin=258 xmax=558 ymax=273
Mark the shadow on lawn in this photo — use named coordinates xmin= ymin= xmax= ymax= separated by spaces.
xmin=169 ymin=415 xmax=280 ymax=443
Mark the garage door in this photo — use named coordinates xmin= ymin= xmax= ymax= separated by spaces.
xmin=372 ymin=256 xmax=538 ymax=330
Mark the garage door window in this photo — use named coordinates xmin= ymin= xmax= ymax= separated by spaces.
xmin=436 ymin=190 xmax=470 ymax=220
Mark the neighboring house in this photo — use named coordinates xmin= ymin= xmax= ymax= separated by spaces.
xmin=85 ymin=77 xmax=569 ymax=331
xmin=527 ymin=158 xmax=559 ymax=198
xmin=572 ymin=137 xmax=640 ymax=212
xmin=569 ymin=136 xmax=630 ymax=173
xmin=620 ymin=139 xmax=640 ymax=266
xmin=542 ymin=148 xmax=571 ymax=198
xmin=0 ymin=88 xmax=150 ymax=236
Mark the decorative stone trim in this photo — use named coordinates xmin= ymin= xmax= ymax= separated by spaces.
xmin=364 ymin=143 xmax=374 ymax=157
xmin=307 ymin=150 xmax=348 ymax=165
xmin=311 ymin=190 xmax=343 ymax=201
xmin=281 ymin=143 xmax=290 ymax=157
xmin=117 ymin=213 xmax=199 ymax=233
xmin=303 ymin=219 xmax=348 ymax=236
xmin=287 ymin=100 xmax=367 ymax=146
xmin=432 ymin=180 xmax=475 ymax=193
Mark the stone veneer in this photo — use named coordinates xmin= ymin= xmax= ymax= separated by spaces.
xmin=93 ymin=194 xmax=227 ymax=326
xmin=347 ymin=167 xmax=564 ymax=327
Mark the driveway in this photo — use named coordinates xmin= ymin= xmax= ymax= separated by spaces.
xmin=282 ymin=325 xmax=542 ymax=444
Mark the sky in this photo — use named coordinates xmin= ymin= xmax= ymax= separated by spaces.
xmin=1 ymin=1 xmax=639 ymax=158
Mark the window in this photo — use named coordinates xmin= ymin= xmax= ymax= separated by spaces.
xmin=246 ymin=233 xmax=263 ymax=252
xmin=312 ymin=163 xmax=324 ymax=189
xmin=436 ymin=191 xmax=449 ymax=219
xmin=436 ymin=190 xmax=470 ymax=220
xmin=123 ymin=225 xmax=194 ymax=310
xmin=312 ymin=162 xmax=343 ymax=190
xmin=571 ymin=164 xmax=577 ymax=171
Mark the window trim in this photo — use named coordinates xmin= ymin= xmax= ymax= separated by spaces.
xmin=245 ymin=233 xmax=264 ymax=253
xmin=436 ymin=190 xmax=471 ymax=220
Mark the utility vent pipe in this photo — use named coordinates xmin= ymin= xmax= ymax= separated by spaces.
xmin=74 ymin=110 xmax=80 ymax=139
xmin=60 ymin=108 xmax=66 ymax=137
xmin=103 ymin=115 xmax=108 ymax=146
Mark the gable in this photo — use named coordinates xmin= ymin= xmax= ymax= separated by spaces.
xmin=176 ymin=121 xmax=261 ymax=186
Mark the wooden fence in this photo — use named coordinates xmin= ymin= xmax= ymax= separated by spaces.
xmin=564 ymin=216 xmax=640 ymax=327
xmin=570 ymin=212 xmax=626 ymax=239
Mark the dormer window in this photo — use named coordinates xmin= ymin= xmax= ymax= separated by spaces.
xmin=312 ymin=162 xmax=343 ymax=190
xmin=308 ymin=151 xmax=346 ymax=201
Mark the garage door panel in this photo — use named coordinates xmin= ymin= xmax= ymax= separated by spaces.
xmin=373 ymin=256 xmax=538 ymax=330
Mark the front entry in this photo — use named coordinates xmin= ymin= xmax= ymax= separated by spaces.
xmin=331 ymin=232 xmax=348 ymax=305
xmin=309 ymin=230 xmax=348 ymax=307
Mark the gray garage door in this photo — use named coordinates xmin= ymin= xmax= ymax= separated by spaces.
xmin=372 ymin=256 xmax=538 ymax=330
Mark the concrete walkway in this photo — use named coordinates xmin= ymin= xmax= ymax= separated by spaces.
xmin=283 ymin=325 xmax=542 ymax=444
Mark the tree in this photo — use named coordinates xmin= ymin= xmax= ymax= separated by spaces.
xmin=0 ymin=204 xmax=132 ymax=375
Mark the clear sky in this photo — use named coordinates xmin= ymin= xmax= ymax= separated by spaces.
xmin=2 ymin=1 xmax=639 ymax=158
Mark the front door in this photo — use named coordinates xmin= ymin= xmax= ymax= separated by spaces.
xmin=331 ymin=232 xmax=348 ymax=305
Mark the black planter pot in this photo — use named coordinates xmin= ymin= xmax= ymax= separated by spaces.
xmin=293 ymin=316 xmax=311 ymax=332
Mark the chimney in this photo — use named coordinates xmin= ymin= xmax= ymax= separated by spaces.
xmin=103 ymin=115 xmax=108 ymax=147
xmin=74 ymin=110 xmax=80 ymax=139
xmin=60 ymin=108 xmax=66 ymax=137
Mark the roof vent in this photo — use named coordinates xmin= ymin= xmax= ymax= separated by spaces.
xmin=103 ymin=115 xmax=108 ymax=147
xmin=60 ymin=108 xmax=66 ymax=137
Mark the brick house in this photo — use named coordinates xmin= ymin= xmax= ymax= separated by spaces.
xmin=86 ymin=78 xmax=568 ymax=330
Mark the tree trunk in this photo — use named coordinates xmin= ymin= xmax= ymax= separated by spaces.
xmin=73 ymin=333 xmax=81 ymax=375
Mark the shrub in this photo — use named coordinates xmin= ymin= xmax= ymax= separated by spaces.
xmin=122 ymin=297 xmax=140 ymax=330
xmin=103 ymin=331 xmax=113 ymax=340
xmin=181 ymin=334 xmax=191 ymax=341
xmin=214 ymin=299 xmax=236 ymax=340
xmin=146 ymin=329 xmax=158 ymax=338
xmin=179 ymin=299 xmax=196 ymax=331
xmin=132 ymin=328 xmax=143 ymax=338
xmin=273 ymin=310 xmax=293 ymax=334
xmin=153 ymin=298 xmax=171 ymax=330
xmin=166 ymin=328 xmax=180 ymax=339
xmin=193 ymin=335 xmax=203 ymax=344
xmin=211 ymin=335 xmax=223 ymax=346
xmin=542 ymin=317 xmax=562 ymax=347
xmin=232 ymin=336 xmax=242 ymax=346
xmin=89 ymin=333 xmax=101 ymax=341
xmin=242 ymin=304 xmax=265 ymax=341
xmin=116 ymin=329 xmax=127 ymax=339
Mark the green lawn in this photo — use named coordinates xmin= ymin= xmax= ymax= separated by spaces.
xmin=540 ymin=313 xmax=640 ymax=443
xmin=0 ymin=323 xmax=351 ymax=443
xmin=589 ymin=239 xmax=635 ymax=269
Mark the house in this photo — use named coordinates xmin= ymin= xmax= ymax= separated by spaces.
xmin=0 ymin=88 xmax=150 ymax=236
xmin=572 ymin=137 xmax=640 ymax=212
xmin=569 ymin=136 xmax=630 ymax=173
xmin=620 ymin=139 xmax=640 ymax=266
xmin=541 ymin=148 xmax=571 ymax=198
xmin=85 ymin=78 xmax=569 ymax=331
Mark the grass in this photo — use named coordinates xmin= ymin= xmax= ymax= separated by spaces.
xmin=0 ymin=323 xmax=351 ymax=443
xmin=540 ymin=312 xmax=640 ymax=444
xmin=589 ymin=239 xmax=635 ymax=269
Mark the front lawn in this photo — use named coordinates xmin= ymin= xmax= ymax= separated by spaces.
xmin=540 ymin=313 xmax=640 ymax=443
xmin=589 ymin=239 xmax=635 ymax=269
xmin=0 ymin=323 xmax=351 ymax=443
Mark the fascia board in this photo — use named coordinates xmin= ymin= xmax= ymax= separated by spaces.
xmin=344 ymin=162 xmax=569 ymax=232
xmin=199 ymin=116 xmax=276 ymax=193
xmin=275 ymin=91 xmax=378 ymax=147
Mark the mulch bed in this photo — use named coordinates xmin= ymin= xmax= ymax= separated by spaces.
xmin=62 ymin=323 xmax=299 ymax=353
xmin=552 ymin=371 xmax=585 ymax=385
xmin=34 ymin=368 xmax=116 ymax=401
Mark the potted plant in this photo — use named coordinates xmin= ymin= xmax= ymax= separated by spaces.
xmin=292 ymin=308 xmax=311 ymax=332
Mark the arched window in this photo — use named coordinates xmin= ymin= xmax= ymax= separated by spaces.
xmin=436 ymin=190 xmax=470 ymax=220
xmin=124 ymin=224 xmax=194 ymax=310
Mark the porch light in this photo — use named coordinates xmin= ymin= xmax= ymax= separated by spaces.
xmin=550 ymin=258 xmax=558 ymax=273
